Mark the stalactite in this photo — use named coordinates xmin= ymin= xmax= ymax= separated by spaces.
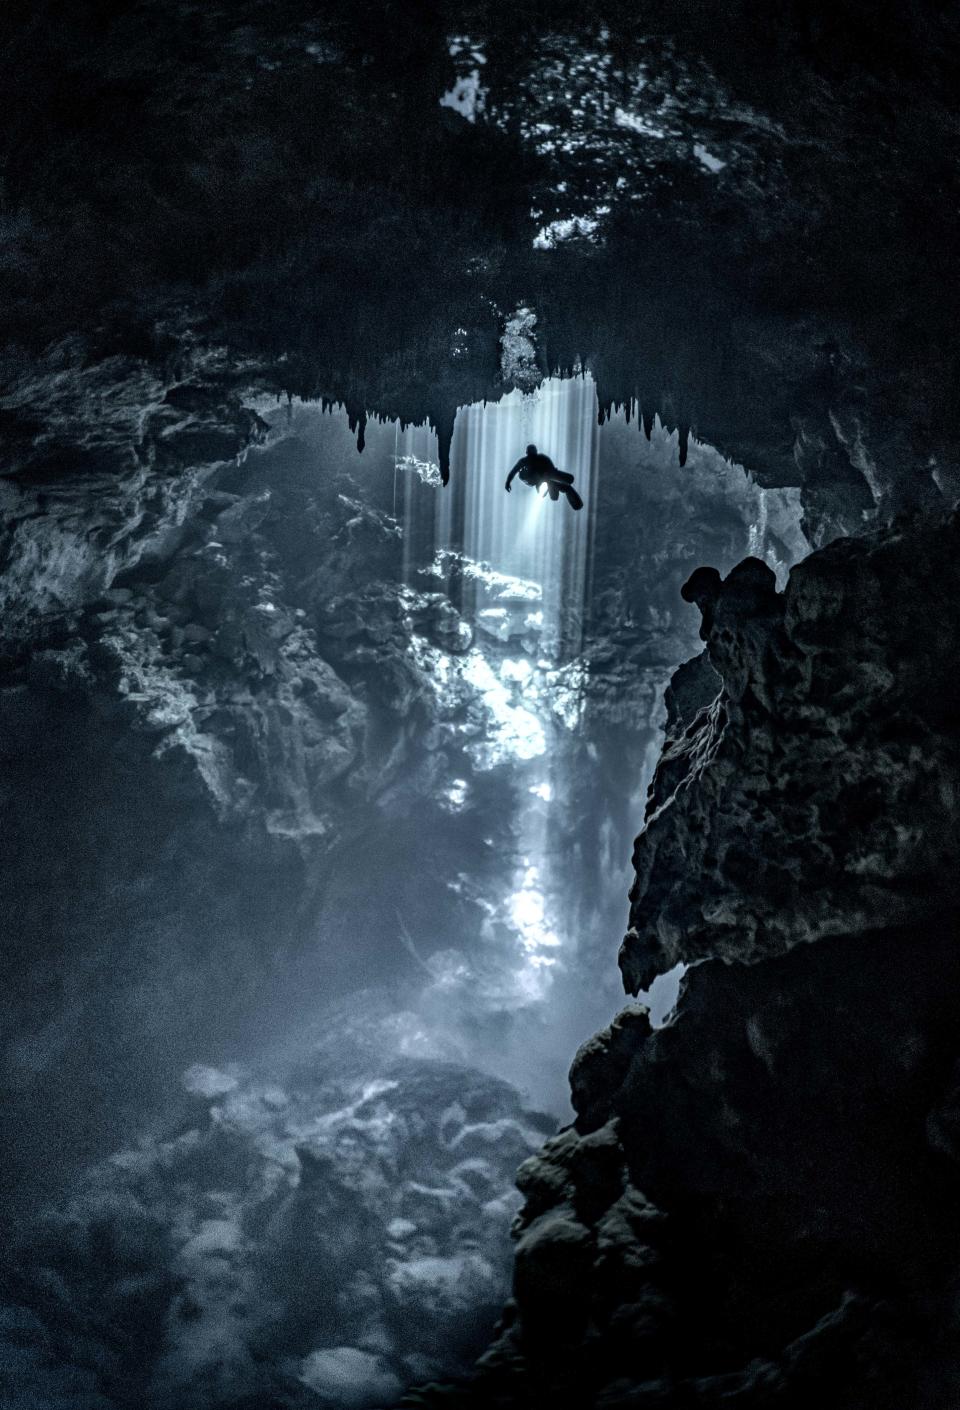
xmin=679 ymin=422 xmax=690 ymax=466
xmin=346 ymin=406 xmax=367 ymax=453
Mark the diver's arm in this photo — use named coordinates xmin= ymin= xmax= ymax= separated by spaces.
xmin=505 ymin=459 xmax=524 ymax=491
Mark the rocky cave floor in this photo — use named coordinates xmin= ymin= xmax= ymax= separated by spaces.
xmin=2 ymin=1 xmax=960 ymax=1407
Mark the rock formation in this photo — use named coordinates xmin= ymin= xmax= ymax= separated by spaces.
xmin=408 ymin=509 xmax=960 ymax=1407
xmin=624 ymin=511 xmax=960 ymax=989
xmin=1 ymin=1048 xmax=556 ymax=1409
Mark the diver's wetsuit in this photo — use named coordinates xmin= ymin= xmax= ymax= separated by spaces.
xmin=504 ymin=446 xmax=583 ymax=509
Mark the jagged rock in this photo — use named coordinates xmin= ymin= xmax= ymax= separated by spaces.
xmin=661 ymin=650 xmax=721 ymax=737
xmin=0 ymin=339 xmax=274 ymax=638
xmin=0 ymin=1055 xmax=555 ymax=1408
xmin=621 ymin=510 xmax=960 ymax=993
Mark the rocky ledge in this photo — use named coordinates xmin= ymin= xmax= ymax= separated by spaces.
xmin=409 ymin=508 xmax=960 ymax=1408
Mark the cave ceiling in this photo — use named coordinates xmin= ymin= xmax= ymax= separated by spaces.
xmin=1 ymin=0 xmax=958 ymax=522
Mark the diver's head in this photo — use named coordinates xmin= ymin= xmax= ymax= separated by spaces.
xmin=526 ymin=443 xmax=537 ymax=456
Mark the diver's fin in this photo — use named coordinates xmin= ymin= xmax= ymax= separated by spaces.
xmin=564 ymin=487 xmax=584 ymax=510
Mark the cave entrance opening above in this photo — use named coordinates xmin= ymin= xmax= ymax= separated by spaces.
xmin=398 ymin=375 xmax=599 ymax=667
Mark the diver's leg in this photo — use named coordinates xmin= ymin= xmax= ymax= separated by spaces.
xmin=563 ymin=486 xmax=584 ymax=510
xmin=548 ymin=482 xmax=560 ymax=500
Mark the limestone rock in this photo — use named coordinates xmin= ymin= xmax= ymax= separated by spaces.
xmin=622 ymin=510 xmax=960 ymax=993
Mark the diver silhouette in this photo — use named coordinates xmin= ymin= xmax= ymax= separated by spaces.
xmin=505 ymin=444 xmax=584 ymax=510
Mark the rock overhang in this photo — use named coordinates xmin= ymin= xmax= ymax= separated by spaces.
xmin=0 ymin=0 xmax=957 ymax=527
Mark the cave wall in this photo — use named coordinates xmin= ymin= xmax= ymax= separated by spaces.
xmin=0 ymin=376 xmax=481 ymax=1214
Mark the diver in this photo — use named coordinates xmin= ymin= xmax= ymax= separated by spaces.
xmin=505 ymin=444 xmax=584 ymax=510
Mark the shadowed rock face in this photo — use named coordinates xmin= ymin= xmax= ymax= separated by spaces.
xmin=622 ymin=511 xmax=960 ymax=992
xmin=408 ymin=512 xmax=960 ymax=1409
xmin=0 ymin=1053 xmax=557 ymax=1409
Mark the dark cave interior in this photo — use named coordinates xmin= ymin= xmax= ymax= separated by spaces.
xmin=1 ymin=2 xmax=959 ymax=1407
